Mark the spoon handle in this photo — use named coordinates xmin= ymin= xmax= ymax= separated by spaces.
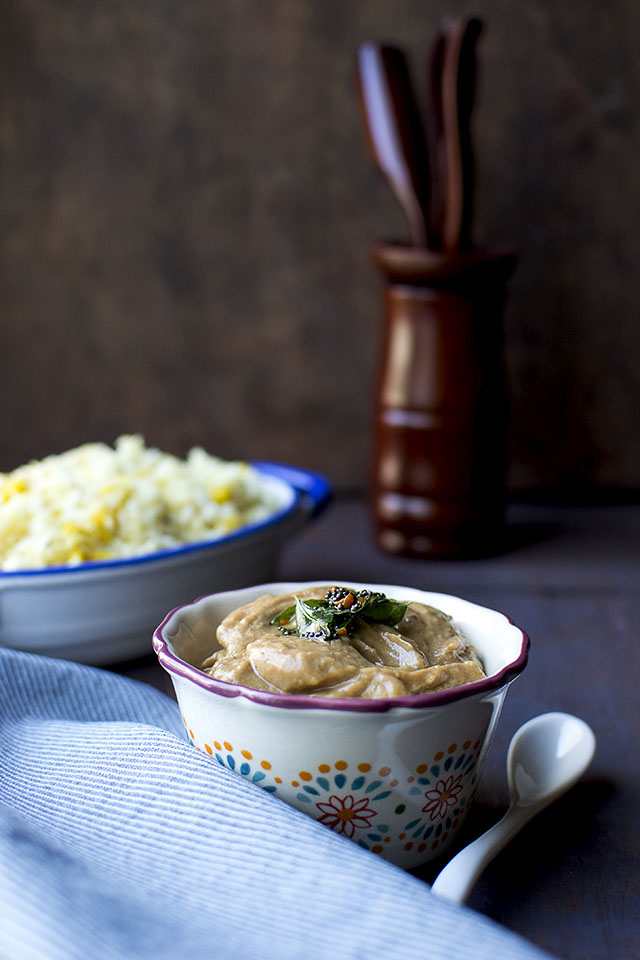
xmin=430 ymin=804 xmax=534 ymax=904
xmin=356 ymin=44 xmax=431 ymax=247
xmin=440 ymin=17 xmax=482 ymax=252
xmin=426 ymin=26 xmax=447 ymax=249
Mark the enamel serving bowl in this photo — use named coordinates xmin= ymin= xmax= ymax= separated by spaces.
xmin=153 ymin=580 xmax=529 ymax=868
xmin=0 ymin=465 xmax=330 ymax=665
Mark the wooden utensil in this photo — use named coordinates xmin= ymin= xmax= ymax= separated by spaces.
xmin=440 ymin=17 xmax=483 ymax=252
xmin=426 ymin=25 xmax=447 ymax=249
xmin=356 ymin=44 xmax=431 ymax=248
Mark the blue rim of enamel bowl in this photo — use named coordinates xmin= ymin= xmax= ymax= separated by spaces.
xmin=0 ymin=462 xmax=330 ymax=578
xmin=152 ymin=595 xmax=530 ymax=714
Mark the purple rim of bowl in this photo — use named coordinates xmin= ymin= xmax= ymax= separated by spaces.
xmin=152 ymin=600 xmax=530 ymax=714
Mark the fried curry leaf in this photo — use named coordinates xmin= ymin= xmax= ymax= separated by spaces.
xmin=271 ymin=598 xmax=350 ymax=638
xmin=270 ymin=588 xmax=408 ymax=640
xmin=292 ymin=597 xmax=347 ymax=638
xmin=358 ymin=596 xmax=408 ymax=627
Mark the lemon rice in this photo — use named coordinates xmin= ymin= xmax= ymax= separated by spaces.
xmin=0 ymin=435 xmax=282 ymax=570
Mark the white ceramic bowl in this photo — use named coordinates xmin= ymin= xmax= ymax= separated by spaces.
xmin=153 ymin=580 xmax=529 ymax=868
xmin=0 ymin=465 xmax=330 ymax=665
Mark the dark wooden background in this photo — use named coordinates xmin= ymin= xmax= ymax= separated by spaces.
xmin=2 ymin=0 xmax=639 ymax=495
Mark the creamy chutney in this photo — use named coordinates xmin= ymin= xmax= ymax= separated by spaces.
xmin=202 ymin=586 xmax=485 ymax=699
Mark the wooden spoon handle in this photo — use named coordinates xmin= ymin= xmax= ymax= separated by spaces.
xmin=440 ymin=17 xmax=482 ymax=252
xmin=426 ymin=27 xmax=447 ymax=250
xmin=356 ymin=44 xmax=431 ymax=248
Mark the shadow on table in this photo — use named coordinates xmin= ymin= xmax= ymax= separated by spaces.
xmin=414 ymin=779 xmax=616 ymax=954
xmin=109 ymin=653 xmax=176 ymax=699
xmin=414 ymin=778 xmax=614 ymax=888
xmin=501 ymin=520 xmax=565 ymax=555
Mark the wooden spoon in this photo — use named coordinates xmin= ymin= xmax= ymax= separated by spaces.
xmin=440 ymin=17 xmax=483 ymax=252
xmin=426 ymin=26 xmax=447 ymax=249
xmin=356 ymin=44 xmax=431 ymax=248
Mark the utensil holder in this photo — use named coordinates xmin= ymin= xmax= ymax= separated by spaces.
xmin=372 ymin=245 xmax=516 ymax=558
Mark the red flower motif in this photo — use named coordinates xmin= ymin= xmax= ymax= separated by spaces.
xmin=315 ymin=794 xmax=377 ymax=838
xmin=422 ymin=774 xmax=463 ymax=821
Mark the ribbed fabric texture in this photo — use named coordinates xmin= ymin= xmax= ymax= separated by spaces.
xmin=0 ymin=647 xmax=554 ymax=960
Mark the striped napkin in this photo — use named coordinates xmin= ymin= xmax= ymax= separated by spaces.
xmin=0 ymin=647 xmax=554 ymax=960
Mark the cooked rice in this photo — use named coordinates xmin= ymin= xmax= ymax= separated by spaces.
xmin=0 ymin=435 xmax=282 ymax=570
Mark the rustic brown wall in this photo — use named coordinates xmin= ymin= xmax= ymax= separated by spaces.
xmin=2 ymin=0 xmax=639 ymax=494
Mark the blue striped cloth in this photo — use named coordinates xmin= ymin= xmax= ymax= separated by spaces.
xmin=0 ymin=647 xmax=554 ymax=960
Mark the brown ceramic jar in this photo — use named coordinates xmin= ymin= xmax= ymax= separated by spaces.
xmin=371 ymin=245 xmax=516 ymax=558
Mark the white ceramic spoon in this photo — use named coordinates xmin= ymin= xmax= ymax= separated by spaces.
xmin=431 ymin=711 xmax=596 ymax=904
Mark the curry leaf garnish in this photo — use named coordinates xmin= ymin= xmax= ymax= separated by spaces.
xmin=292 ymin=597 xmax=342 ymax=638
xmin=359 ymin=595 xmax=408 ymax=626
xmin=270 ymin=587 xmax=408 ymax=640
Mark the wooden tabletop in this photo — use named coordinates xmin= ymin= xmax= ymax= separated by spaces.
xmin=118 ymin=498 xmax=640 ymax=960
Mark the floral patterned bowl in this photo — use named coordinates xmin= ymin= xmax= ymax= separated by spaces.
xmin=153 ymin=581 xmax=529 ymax=868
